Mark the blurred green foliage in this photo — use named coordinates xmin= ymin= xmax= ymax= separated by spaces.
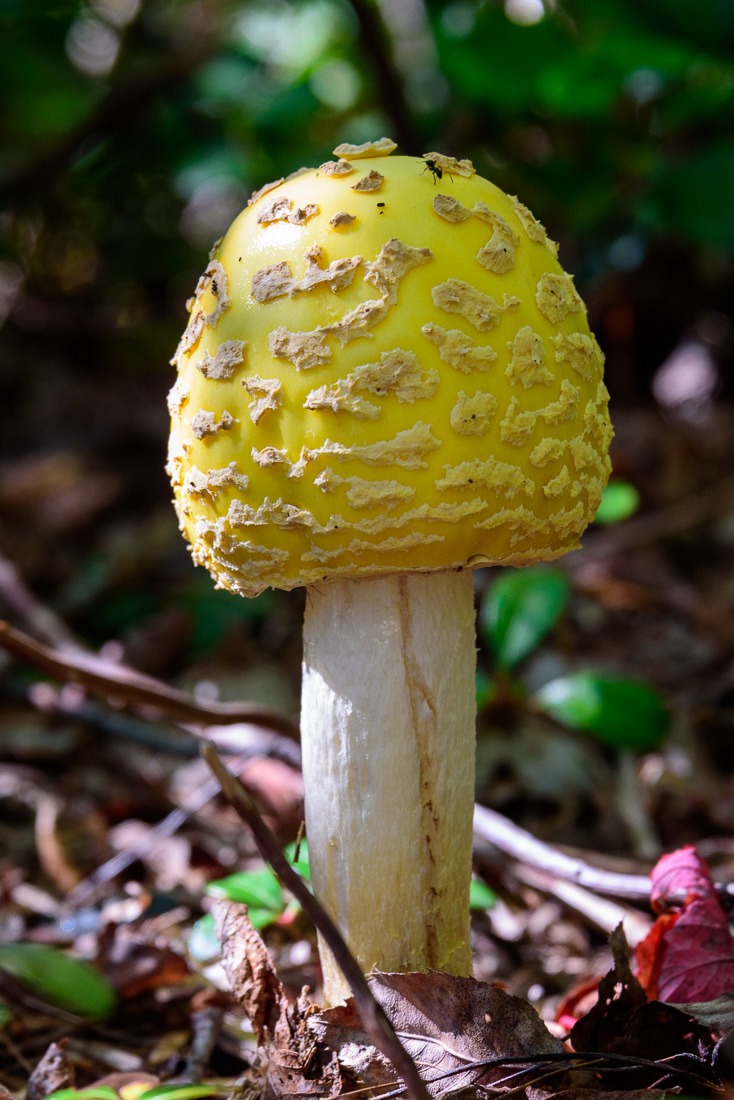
xmin=594 ymin=478 xmax=640 ymax=525
xmin=478 ymin=564 xmax=671 ymax=751
xmin=2 ymin=0 xmax=734 ymax=366
xmin=0 ymin=942 xmax=117 ymax=1018
xmin=533 ymin=670 xmax=670 ymax=751
xmin=1 ymin=0 xmax=733 ymax=643
xmin=480 ymin=566 xmax=569 ymax=670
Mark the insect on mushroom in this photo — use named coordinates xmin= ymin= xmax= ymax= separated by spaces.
xmin=167 ymin=138 xmax=613 ymax=1007
xmin=422 ymin=157 xmax=443 ymax=183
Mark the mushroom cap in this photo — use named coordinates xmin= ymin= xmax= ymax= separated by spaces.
xmin=168 ymin=147 xmax=612 ymax=597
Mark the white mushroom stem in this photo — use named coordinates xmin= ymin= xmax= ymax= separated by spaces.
xmin=301 ymin=570 xmax=477 ymax=1006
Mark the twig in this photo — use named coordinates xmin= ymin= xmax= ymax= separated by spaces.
xmin=473 ymin=802 xmax=734 ymax=910
xmin=202 ymin=742 xmax=432 ymax=1100
xmin=371 ymin=1047 xmax=718 ymax=1099
xmin=474 ymin=804 xmax=651 ymax=899
xmin=35 ymin=795 xmax=82 ymax=893
xmin=66 ymin=772 xmax=224 ymax=904
xmin=6 ymin=676 xmax=302 ymax=768
xmin=510 ymin=862 xmax=651 ymax=945
xmin=616 ymin=749 xmax=662 ymax=861
xmin=0 ymin=620 xmax=299 ymax=739
xmin=345 ymin=0 xmax=420 ymax=155
xmin=67 ymin=742 xmax=298 ymax=902
xmin=0 ymin=553 xmax=79 ymax=650
xmin=179 ymin=996 xmax=227 ymax=1084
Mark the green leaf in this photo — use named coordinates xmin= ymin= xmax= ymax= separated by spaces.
xmin=202 ymin=845 xmax=310 ymax=933
xmin=480 ymin=568 xmax=570 ymax=670
xmin=595 ymin=480 xmax=640 ymax=525
xmin=205 ymin=867 xmax=283 ymax=911
xmin=46 ymin=1090 xmax=119 ymax=1100
xmin=138 ymin=1086 xmax=231 ymax=1100
xmin=470 ymin=878 xmax=497 ymax=911
xmin=534 ymin=673 xmax=669 ymax=751
xmin=247 ymin=907 xmax=283 ymax=930
xmin=0 ymin=943 xmax=116 ymax=1018
xmin=284 ymin=838 xmax=310 ymax=879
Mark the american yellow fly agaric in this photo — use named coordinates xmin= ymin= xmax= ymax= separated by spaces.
xmin=167 ymin=139 xmax=612 ymax=1005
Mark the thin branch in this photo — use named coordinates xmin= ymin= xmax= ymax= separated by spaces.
xmin=346 ymin=0 xmax=420 ymax=154
xmin=0 ymin=553 xmax=79 ymax=651
xmin=370 ymin=1047 xmax=718 ymax=1099
xmin=0 ymin=620 xmax=299 ymax=739
xmin=510 ymin=862 xmax=651 ymax=944
xmin=202 ymin=742 xmax=432 ymax=1100
xmin=10 ymin=676 xmax=302 ymax=767
xmin=67 ymin=771 xmax=222 ymax=904
xmin=474 ymin=804 xmax=651 ymax=899
xmin=473 ymin=802 xmax=734 ymax=910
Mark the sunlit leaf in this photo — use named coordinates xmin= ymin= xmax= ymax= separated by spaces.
xmin=202 ymin=843 xmax=310 ymax=937
xmin=139 ymin=1087 xmax=231 ymax=1100
xmin=534 ymin=672 xmax=669 ymax=751
xmin=205 ymin=867 xmax=283 ymax=911
xmin=480 ymin=568 xmax=569 ymax=670
xmin=284 ymin=837 xmax=310 ymax=879
xmin=0 ymin=943 xmax=116 ymax=1018
xmin=46 ymin=1090 xmax=119 ymax=1100
xmin=469 ymin=878 xmax=497 ymax=911
xmin=594 ymin=480 xmax=640 ymax=525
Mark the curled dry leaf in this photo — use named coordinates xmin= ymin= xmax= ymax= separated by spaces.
xmin=635 ymin=845 xmax=734 ymax=1003
xmin=212 ymin=900 xmax=340 ymax=1098
xmin=27 ymin=1040 xmax=74 ymax=1100
xmin=213 ymin=898 xmax=285 ymax=1046
xmin=310 ymin=970 xmax=564 ymax=1099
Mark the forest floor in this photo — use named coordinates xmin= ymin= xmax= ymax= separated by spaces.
xmin=1 ymin=399 xmax=734 ymax=1098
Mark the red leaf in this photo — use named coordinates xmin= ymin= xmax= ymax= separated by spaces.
xmin=635 ymin=845 xmax=734 ymax=1002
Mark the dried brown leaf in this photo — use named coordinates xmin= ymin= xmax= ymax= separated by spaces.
xmin=213 ymin=899 xmax=286 ymax=1046
xmin=311 ymin=970 xmax=564 ymax=1099
xmin=99 ymin=923 xmax=191 ymax=1001
xmin=212 ymin=901 xmax=340 ymax=1098
xmin=27 ymin=1040 xmax=74 ymax=1100
xmin=572 ymin=926 xmax=715 ymax=1066
xmin=571 ymin=925 xmax=647 ymax=1053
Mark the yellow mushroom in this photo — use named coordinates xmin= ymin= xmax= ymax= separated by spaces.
xmin=167 ymin=140 xmax=613 ymax=1005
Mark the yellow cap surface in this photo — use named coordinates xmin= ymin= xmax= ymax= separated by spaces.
xmin=168 ymin=146 xmax=612 ymax=597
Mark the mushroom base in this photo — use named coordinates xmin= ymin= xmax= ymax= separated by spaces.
xmin=301 ymin=570 xmax=477 ymax=1005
